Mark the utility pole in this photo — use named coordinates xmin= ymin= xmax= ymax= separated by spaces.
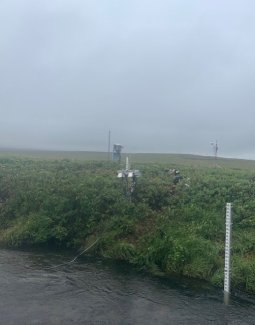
xmin=108 ymin=130 xmax=111 ymax=162
xmin=215 ymin=140 xmax=218 ymax=162
xmin=210 ymin=140 xmax=219 ymax=166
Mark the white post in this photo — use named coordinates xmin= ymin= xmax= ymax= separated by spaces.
xmin=125 ymin=157 xmax=129 ymax=171
xmin=224 ymin=203 xmax=232 ymax=301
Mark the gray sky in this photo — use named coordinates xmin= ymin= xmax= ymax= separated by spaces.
xmin=1 ymin=0 xmax=255 ymax=159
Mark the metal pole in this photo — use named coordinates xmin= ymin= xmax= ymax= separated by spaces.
xmin=125 ymin=156 xmax=129 ymax=171
xmin=224 ymin=203 xmax=232 ymax=303
xmin=108 ymin=130 xmax=111 ymax=161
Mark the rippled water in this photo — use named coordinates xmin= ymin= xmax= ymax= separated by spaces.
xmin=0 ymin=249 xmax=255 ymax=324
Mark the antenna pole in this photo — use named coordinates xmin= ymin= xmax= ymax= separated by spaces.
xmin=215 ymin=140 xmax=218 ymax=161
xmin=108 ymin=130 xmax=111 ymax=161
xmin=126 ymin=157 xmax=129 ymax=170
xmin=210 ymin=140 xmax=219 ymax=166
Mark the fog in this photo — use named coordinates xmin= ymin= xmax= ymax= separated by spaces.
xmin=1 ymin=0 xmax=255 ymax=158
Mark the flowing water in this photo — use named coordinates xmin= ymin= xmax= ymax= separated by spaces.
xmin=0 ymin=248 xmax=255 ymax=325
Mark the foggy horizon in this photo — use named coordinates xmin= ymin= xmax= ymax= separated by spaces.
xmin=0 ymin=142 xmax=251 ymax=161
xmin=1 ymin=1 xmax=255 ymax=159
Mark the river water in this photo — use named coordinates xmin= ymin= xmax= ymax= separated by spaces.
xmin=0 ymin=249 xmax=255 ymax=325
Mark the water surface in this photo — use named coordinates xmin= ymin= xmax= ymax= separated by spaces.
xmin=0 ymin=249 xmax=255 ymax=324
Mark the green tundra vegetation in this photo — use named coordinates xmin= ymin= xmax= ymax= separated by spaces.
xmin=0 ymin=150 xmax=255 ymax=293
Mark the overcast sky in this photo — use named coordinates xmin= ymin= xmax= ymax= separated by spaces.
xmin=1 ymin=0 xmax=255 ymax=158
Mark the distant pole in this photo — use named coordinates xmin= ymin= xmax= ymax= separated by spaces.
xmin=108 ymin=130 xmax=111 ymax=161
xmin=125 ymin=156 xmax=129 ymax=170
xmin=210 ymin=140 xmax=219 ymax=166
xmin=215 ymin=140 xmax=218 ymax=163
xmin=224 ymin=203 xmax=233 ymax=304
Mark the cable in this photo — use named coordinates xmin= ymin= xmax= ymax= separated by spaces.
xmin=46 ymin=238 xmax=99 ymax=269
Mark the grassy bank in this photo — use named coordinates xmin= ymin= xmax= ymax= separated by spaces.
xmin=0 ymin=151 xmax=255 ymax=293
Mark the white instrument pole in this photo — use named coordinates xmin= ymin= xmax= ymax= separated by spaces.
xmin=224 ymin=203 xmax=232 ymax=304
